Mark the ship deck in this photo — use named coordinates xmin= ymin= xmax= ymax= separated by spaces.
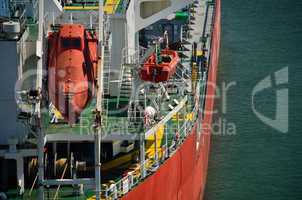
xmin=63 ymin=0 xmax=128 ymax=14
xmin=2 ymin=0 xmax=216 ymax=199
xmin=43 ymin=91 xmax=192 ymax=140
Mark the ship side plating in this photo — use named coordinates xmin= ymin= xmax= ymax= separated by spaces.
xmin=0 ymin=0 xmax=220 ymax=199
xmin=122 ymin=0 xmax=221 ymax=199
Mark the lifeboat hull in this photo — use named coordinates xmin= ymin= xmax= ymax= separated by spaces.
xmin=139 ymin=49 xmax=180 ymax=83
xmin=47 ymin=24 xmax=98 ymax=123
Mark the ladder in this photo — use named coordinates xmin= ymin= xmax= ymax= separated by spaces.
xmin=102 ymin=43 xmax=111 ymax=96
xmin=99 ymin=14 xmax=111 ymax=127
xmin=116 ymin=65 xmax=132 ymax=108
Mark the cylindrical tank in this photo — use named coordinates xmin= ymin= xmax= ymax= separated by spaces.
xmin=2 ymin=21 xmax=21 ymax=33
xmin=2 ymin=21 xmax=21 ymax=39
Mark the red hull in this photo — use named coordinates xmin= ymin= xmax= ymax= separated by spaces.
xmin=122 ymin=0 xmax=221 ymax=199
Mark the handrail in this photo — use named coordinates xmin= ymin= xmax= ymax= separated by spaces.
xmin=145 ymin=96 xmax=188 ymax=138
xmin=100 ymin=106 xmax=199 ymax=199
xmin=98 ymin=94 xmax=200 ymax=198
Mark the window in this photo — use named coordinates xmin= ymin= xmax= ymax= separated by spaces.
xmin=61 ymin=38 xmax=82 ymax=49
xmin=140 ymin=1 xmax=171 ymax=19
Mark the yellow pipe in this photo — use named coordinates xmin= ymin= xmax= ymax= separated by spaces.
xmin=64 ymin=6 xmax=99 ymax=10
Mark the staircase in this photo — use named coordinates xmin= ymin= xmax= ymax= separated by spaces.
xmin=116 ymin=65 xmax=133 ymax=108
xmin=99 ymin=15 xmax=111 ymax=127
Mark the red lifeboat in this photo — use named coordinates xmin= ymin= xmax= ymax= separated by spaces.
xmin=47 ymin=24 xmax=98 ymax=123
xmin=139 ymin=49 xmax=180 ymax=83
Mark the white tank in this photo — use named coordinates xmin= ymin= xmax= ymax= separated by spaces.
xmin=144 ymin=106 xmax=157 ymax=119
xmin=144 ymin=106 xmax=157 ymax=127
xmin=2 ymin=21 xmax=21 ymax=34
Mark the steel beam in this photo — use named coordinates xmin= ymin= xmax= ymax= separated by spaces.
xmin=43 ymin=178 xmax=95 ymax=186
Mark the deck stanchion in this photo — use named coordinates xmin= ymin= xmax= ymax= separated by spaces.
xmin=95 ymin=1 xmax=104 ymax=200
xmin=154 ymin=129 xmax=158 ymax=167
xmin=140 ymin=132 xmax=146 ymax=179
xmin=37 ymin=125 xmax=44 ymax=200
xmin=95 ymin=130 xmax=101 ymax=200
xmin=37 ymin=0 xmax=45 ymax=199
xmin=165 ymin=124 xmax=168 ymax=158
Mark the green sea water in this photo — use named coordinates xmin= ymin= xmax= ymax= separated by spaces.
xmin=204 ymin=0 xmax=302 ymax=199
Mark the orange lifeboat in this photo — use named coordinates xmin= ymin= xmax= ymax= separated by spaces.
xmin=47 ymin=24 xmax=98 ymax=123
xmin=139 ymin=49 xmax=180 ymax=83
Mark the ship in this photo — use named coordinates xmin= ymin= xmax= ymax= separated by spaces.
xmin=0 ymin=0 xmax=220 ymax=199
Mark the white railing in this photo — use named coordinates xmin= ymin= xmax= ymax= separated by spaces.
xmin=122 ymin=48 xmax=138 ymax=66
xmin=100 ymin=98 xmax=200 ymax=199
xmin=101 ymin=159 xmax=149 ymax=199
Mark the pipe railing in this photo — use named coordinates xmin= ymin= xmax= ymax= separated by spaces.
xmin=100 ymin=100 xmax=199 ymax=199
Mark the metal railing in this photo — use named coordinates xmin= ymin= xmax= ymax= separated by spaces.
xmin=100 ymin=99 xmax=199 ymax=199
xmin=101 ymin=164 xmax=141 ymax=199
xmin=122 ymin=47 xmax=139 ymax=66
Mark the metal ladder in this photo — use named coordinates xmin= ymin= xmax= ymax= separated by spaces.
xmin=102 ymin=44 xmax=111 ymax=96
xmin=116 ymin=65 xmax=133 ymax=108
xmin=100 ymin=15 xmax=111 ymax=127
xmin=116 ymin=47 xmax=140 ymax=108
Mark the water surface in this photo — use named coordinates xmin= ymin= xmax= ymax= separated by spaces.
xmin=205 ymin=0 xmax=302 ymax=199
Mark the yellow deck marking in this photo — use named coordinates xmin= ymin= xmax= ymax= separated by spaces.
xmin=64 ymin=0 xmax=121 ymax=13
xmin=145 ymin=125 xmax=164 ymax=159
xmin=104 ymin=0 xmax=121 ymax=14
